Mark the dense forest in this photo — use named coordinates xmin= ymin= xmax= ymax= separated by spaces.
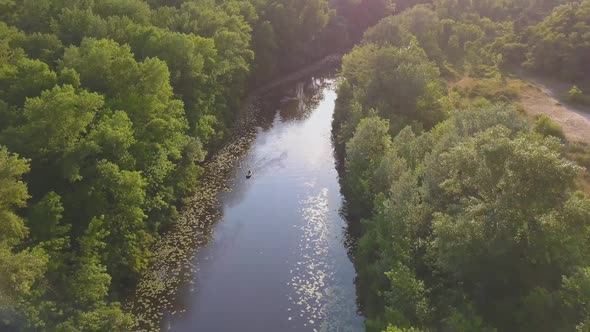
xmin=1 ymin=0 xmax=589 ymax=330
xmin=0 ymin=0 xmax=404 ymax=330
xmin=333 ymin=0 xmax=590 ymax=331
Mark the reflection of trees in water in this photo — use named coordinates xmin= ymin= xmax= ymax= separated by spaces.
xmin=340 ymin=198 xmax=366 ymax=316
xmin=244 ymin=68 xmax=366 ymax=317
xmin=279 ymin=77 xmax=332 ymax=121
xmin=256 ymin=73 xmax=336 ymax=131
xmin=267 ymin=70 xmax=366 ymax=318
xmin=320 ymin=77 xmax=365 ymax=318
xmin=334 ymin=151 xmax=366 ymax=316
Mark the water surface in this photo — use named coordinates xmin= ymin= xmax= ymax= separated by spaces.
xmin=162 ymin=72 xmax=363 ymax=332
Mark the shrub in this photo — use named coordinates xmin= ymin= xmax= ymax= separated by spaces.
xmin=534 ymin=114 xmax=564 ymax=139
xmin=565 ymin=85 xmax=590 ymax=105
xmin=566 ymin=85 xmax=584 ymax=102
xmin=467 ymin=78 xmax=519 ymax=102
xmin=567 ymin=142 xmax=590 ymax=170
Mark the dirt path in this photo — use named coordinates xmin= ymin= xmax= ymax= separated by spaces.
xmin=516 ymin=74 xmax=590 ymax=144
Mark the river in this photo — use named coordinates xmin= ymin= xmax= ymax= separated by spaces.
xmin=130 ymin=66 xmax=364 ymax=332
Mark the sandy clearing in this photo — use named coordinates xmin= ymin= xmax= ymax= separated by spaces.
xmin=517 ymin=75 xmax=590 ymax=144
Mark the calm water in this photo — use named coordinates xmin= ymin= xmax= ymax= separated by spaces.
xmin=162 ymin=71 xmax=363 ymax=332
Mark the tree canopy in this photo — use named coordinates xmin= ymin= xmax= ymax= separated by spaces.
xmin=0 ymin=0 xmax=343 ymax=329
xmin=333 ymin=0 xmax=590 ymax=331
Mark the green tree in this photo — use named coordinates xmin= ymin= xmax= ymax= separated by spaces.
xmin=526 ymin=0 xmax=590 ymax=81
xmin=91 ymin=160 xmax=150 ymax=287
xmin=27 ymin=191 xmax=69 ymax=243
xmin=0 ymin=57 xmax=57 ymax=106
xmin=341 ymin=42 xmax=445 ymax=131
xmin=13 ymin=32 xmax=63 ymax=64
xmin=0 ymin=146 xmax=48 ymax=329
xmin=344 ymin=116 xmax=391 ymax=216
xmin=1 ymin=85 xmax=102 ymax=174
xmin=561 ymin=267 xmax=590 ymax=330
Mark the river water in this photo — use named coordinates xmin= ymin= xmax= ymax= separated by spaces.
xmin=149 ymin=69 xmax=364 ymax=331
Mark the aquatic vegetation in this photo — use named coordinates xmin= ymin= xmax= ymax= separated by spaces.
xmin=128 ymin=103 xmax=260 ymax=331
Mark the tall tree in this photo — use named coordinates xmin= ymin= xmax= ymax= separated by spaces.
xmin=0 ymin=146 xmax=47 ymax=330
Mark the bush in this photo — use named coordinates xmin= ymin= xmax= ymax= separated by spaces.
xmin=567 ymin=142 xmax=590 ymax=170
xmin=565 ymin=85 xmax=590 ymax=105
xmin=467 ymin=78 xmax=519 ymax=102
xmin=566 ymin=85 xmax=583 ymax=102
xmin=534 ymin=115 xmax=565 ymax=139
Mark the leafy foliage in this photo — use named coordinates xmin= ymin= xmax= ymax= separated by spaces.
xmin=342 ymin=105 xmax=590 ymax=331
xmin=0 ymin=0 xmax=340 ymax=329
xmin=565 ymin=85 xmax=590 ymax=105
xmin=525 ymin=0 xmax=590 ymax=81
xmin=534 ymin=114 xmax=565 ymax=139
xmin=334 ymin=1 xmax=590 ymax=331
